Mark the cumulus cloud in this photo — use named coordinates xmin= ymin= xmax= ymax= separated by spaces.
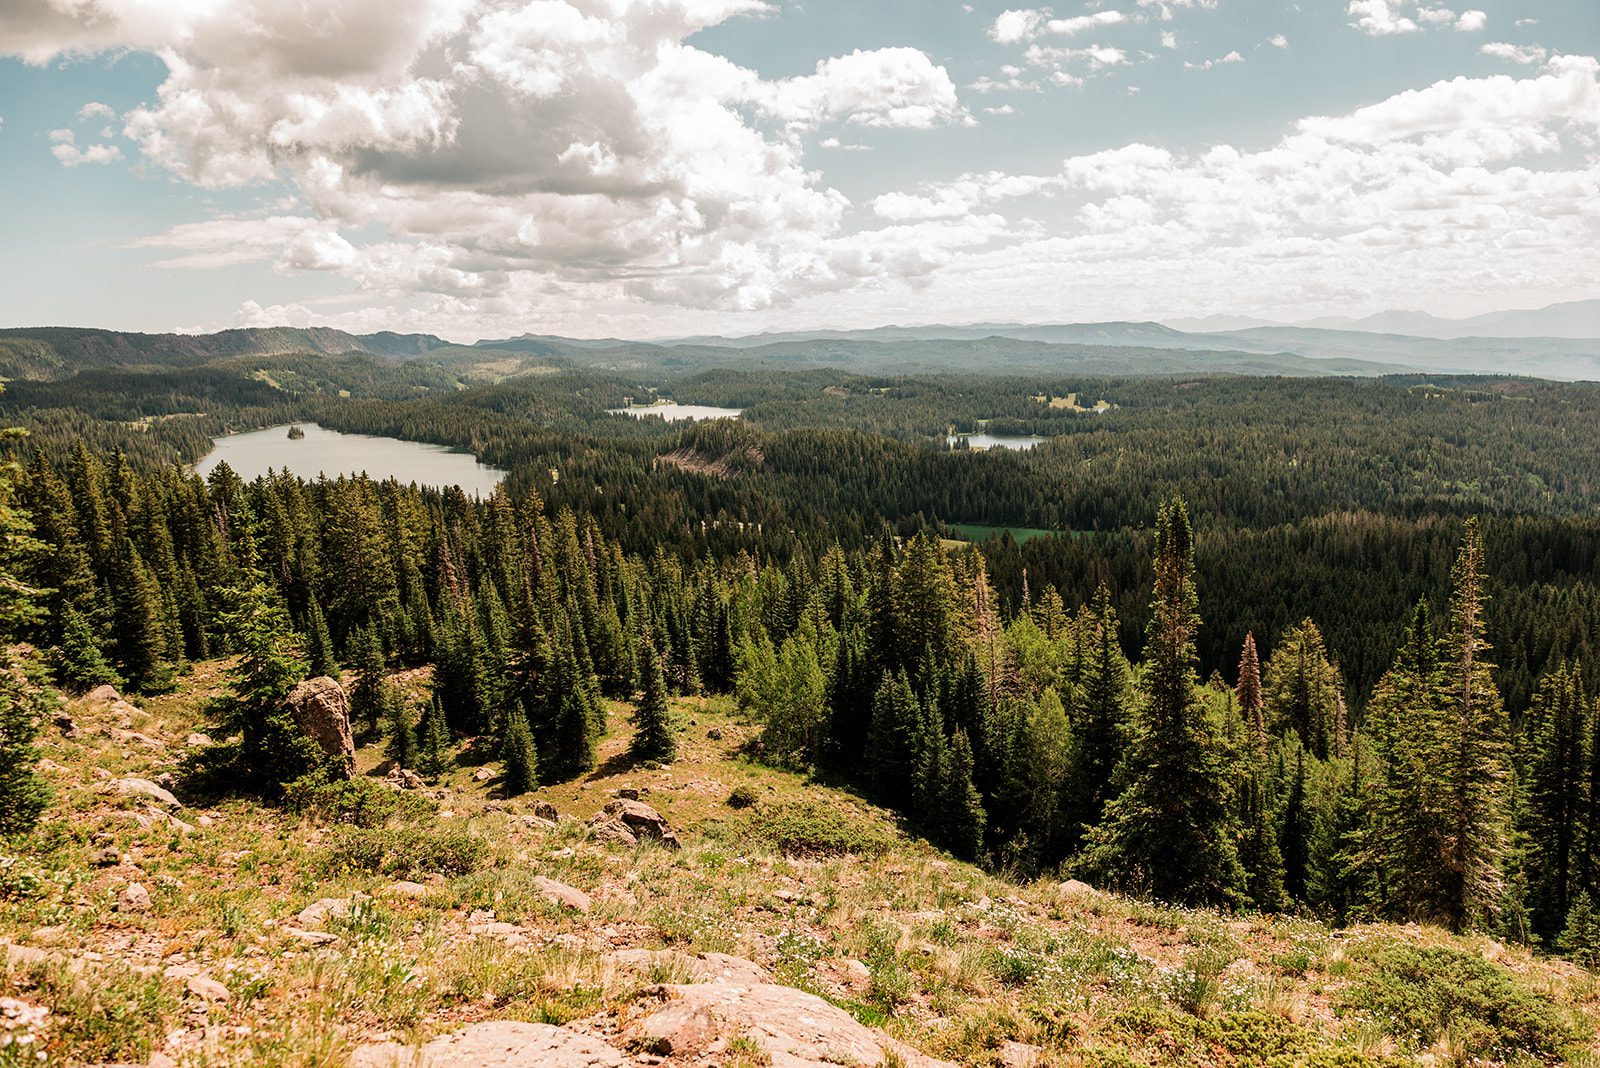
xmin=988 ymin=8 xmax=1124 ymax=44
xmin=47 ymin=127 xmax=123 ymax=166
xmin=76 ymin=101 xmax=114 ymax=121
xmin=1455 ymin=9 xmax=1486 ymax=31
xmin=1267 ymin=34 xmax=1289 ymax=49
xmin=1347 ymin=1 xmax=1418 ymax=36
xmin=1481 ymin=42 xmax=1547 ymax=65
xmin=1185 ymin=50 xmax=1242 ymax=71
xmin=1 ymin=0 xmax=973 ymax=319
xmin=848 ymin=56 xmax=1600 ymax=326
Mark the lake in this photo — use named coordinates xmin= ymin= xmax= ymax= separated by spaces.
xmin=608 ymin=403 xmax=743 ymax=422
xmin=193 ymin=423 xmax=507 ymax=496
xmin=947 ymin=432 xmax=1049 ymax=451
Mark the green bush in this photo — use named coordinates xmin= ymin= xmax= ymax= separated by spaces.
xmin=283 ymin=771 xmax=435 ymax=827
xmin=743 ymin=798 xmax=894 ymax=858
xmin=726 ymin=784 xmax=759 ymax=809
xmin=1338 ymin=943 xmax=1586 ymax=1062
xmin=320 ymin=826 xmax=486 ymax=878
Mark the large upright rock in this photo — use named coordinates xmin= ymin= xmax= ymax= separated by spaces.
xmin=286 ymin=676 xmax=354 ymax=777
xmin=597 ymin=798 xmax=680 ymax=849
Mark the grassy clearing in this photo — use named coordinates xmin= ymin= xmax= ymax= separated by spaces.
xmin=1 ymin=665 xmax=1597 ymax=1066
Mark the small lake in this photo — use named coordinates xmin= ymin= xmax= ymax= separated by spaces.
xmin=948 ymin=432 xmax=1049 ymax=451
xmin=193 ymin=423 xmax=506 ymax=496
xmin=608 ymin=403 xmax=743 ymax=422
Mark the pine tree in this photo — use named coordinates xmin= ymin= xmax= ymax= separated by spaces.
xmin=1080 ymin=498 xmax=1246 ymax=907
xmin=348 ymin=625 xmax=386 ymax=737
xmin=1280 ymin=747 xmax=1311 ymax=902
xmin=1237 ymin=632 xmax=1265 ymax=759
xmin=1558 ymin=890 xmax=1600 ymax=969
xmin=304 ymin=599 xmax=338 ymax=680
xmin=205 ymin=577 xmax=315 ymax=794
xmin=1437 ymin=519 xmax=1511 ymax=932
xmin=383 ymin=685 xmax=416 ymax=769
xmin=1525 ymin=663 xmax=1588 ymax=938
xmin=501 ymin=705 xmax=539 ymax=796
xmin=1063 ymin=586 xmax=1134 ymax=846
xmin=867 ymin=670 xmax=920 ymax=804
xmin=940 ymin=728 xmax=987 ymax=861
xmin=1262 ymin=619 xmax=1344 ymax=759
xmin=110 ymin=537 xmax=174 ymax=693
xmin=52 ymin=605 xmax=121 ymax=693
xmin=630 ymin=631 xmax=676 ymax=764
xmin=416 ymin=696 xmax=452 ymax=780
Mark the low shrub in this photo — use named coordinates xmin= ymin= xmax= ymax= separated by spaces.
xmin=320 ymin=825 xmax=486 ymax=878
xmin=743 ymin=798 xmax=894 ymax=858
xmin=283 ymin=772 xmax=436 ymax=827
xmin=726 ymin=784 xmax=759 ymax=809
xmin=1338 ymin=943 xmax=1586 ymax=1062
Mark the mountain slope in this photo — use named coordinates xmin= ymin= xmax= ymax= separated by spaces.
xmin=5 ymin=664 xmax=1596 ymax=1067
xmin=0 ymin=326 xmax=452 ymax=380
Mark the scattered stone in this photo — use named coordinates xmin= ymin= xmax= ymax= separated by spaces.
xmin=91 ymin=847 xmax=120 ymax=867
xmin=1058 ymin=879 xmax=1100 ymax=899
xmin=384 ymin=881 xmax=428 ymax=899
xmin=706 ymin=727 xmax=722 ymax=741
xmin=473 ymin=767 xmax=495 ymax=782
xmin=1000 ymin=1041 xmax=1045 ymax=1067
xmin=111 ymin=777 xmax=180 ymax=808
xmin=694 ymin=953 xmax=771 ymax=985
xmin=531 ymin=876 xmax=591 ymax=914
xmin=185 ymin=733 xmax=211 ymax=748
xmin=548 ymin=847 xmax=574 ymax=860
xmin=385 ymin=767 xmax=426 ymax=791
xmin=350 ymin=1021 xmax=626 ymax=1068
xmin=616 ymin=787 xmax=640 ymax=800
xmin=295 ymin=897 xmax=353 ymax=928
xmin=110 ymin=729 xmax=166 ymax=750
xmin=597 ymin=799 xmax=680 ymax=849
xmin=531 ymin=800 xmax=558 ymax=821
xmin=284 ymin=927 xmax=341 ymax=946
xmin=117 ymin=882 xmax=151 ymax=913
xmin=53 ymin=712 xmax=79 ymax=738
xmin=630 ymin=984 xmax=954 ymax=1067
xmin=468 ymin=920 xmax=530 ymax=946
xmin=197 ymin=816 xmax=215 ymax=829
xmin=285 ymin=677 xmax=355 ymax=778
xmin=184 ymin=974 xmax=230 ymax=1003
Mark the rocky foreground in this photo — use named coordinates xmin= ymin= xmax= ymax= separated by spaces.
xmin=3 ymin=663 xmax=1598 ymax=1066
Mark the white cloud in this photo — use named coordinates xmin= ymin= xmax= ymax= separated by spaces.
xmin=1480 ymin=41 xmax=1547 ymax=65
xmin=989 ymin=9 xmax=1044 ymax=44
xmin=989 ymin=8 xmax=1124 ymax=43
xmin=48 ymin=126 xmax=123 ymax=166
xmin=1347 ymin=1 xmax=1418 ymax=36
xmin=1267 ymin=34 xmax=1289 ymax=49
xmin=1185 ymin=50 xmax=1242 ymax=71
xmin=76 ymin=101 xmax=114 ymax=121
xmin=2 ymin=0 xmax=973 ymax=318
xmin=1160 ymin=31 xmax=1177 ymax=49
xmin=1455 ymin=9 xmax=1486 ymax=31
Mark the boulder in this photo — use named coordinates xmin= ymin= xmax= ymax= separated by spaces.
xmin=116 ymin=882 xmax=151 ymax=913
xmin=111 ymin=777 xmax=179 ymax=808
xmin=1058 ymin=878 xmax=1101 ymax=899
xmin=350 ymin=1021 xmax=626 ymax=1068
xmin=531 ymin=876 xmax=591 ymax=914
xmin=384 ymin=881 xmax=429 ymax=899
xmin=284 ymin=927 xmax=341 ymax=946
xmin=588 ymin=819 xmax=638 ymax=848
xmin=598 ymin=799 xmax=680 ymax=849
xmin=531 ymin=800 xmax=558 ymax=821
xmin=285 ymin=677 xmax=355 ymax=778
xmin=295 ymin=897 xmax=354 ymax=928
xmin=52 ymin=712 xmax=78 ymax=738
xmin=84 ymin=684 xmax=122 ymax=706
xmin=629 ymin=984 xmax=954 ymax=1067
xmin=385 ymin=767 xmax=426 ymax=791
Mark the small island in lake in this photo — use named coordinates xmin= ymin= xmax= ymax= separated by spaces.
xmin=286 ymin=424 xmax=306 ymax=440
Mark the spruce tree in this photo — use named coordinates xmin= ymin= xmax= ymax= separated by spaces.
xmin=383 ymin=685 xmax=416 ymax=770
xmin=630 ymin=631 xmax=676 ymax=764
xmin=1063 ymin=586 xmax=1134 ymax=845
xmin=1237 ymin=632 xmax=1265 ymax=759
xmin=1525 ymin=663 xmax=1588 ymax=938
xmin=940 ymin=728 xmax=987 ymax=861
xmin=348 ymin=625 xmax=386 ymax=737
xmin=1262 ymin=619 xmax=1344 ymax=759
xmin=417 ymin=696 xmax=453 ymax=780
xmin=1280 ymin=747 xmax=1311 ymax=902
xmin=206 ymin=577 xmax=315 ymax=794
xmin=53 ymin=605 xmax=121 ymax=693
xmin=1080 ymin=498 xmax=1246 ymax=907
xmin=501 ymin=705 xmax=539 ymax=796
xmin=304 ymin=599 xmax=338 ymax=680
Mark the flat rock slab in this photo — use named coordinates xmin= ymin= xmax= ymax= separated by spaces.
xmin=609 ymin=950 xmax=770 ymax=985
xmin=110 ymin=778 xmax=179 ymax=808
xmin=532 ymin=876 xmax=591 ymax=913
xmin=350 ymin=1021 xmax=626 ymax=1067
xmin=631 ymin=984 xmax=955 ymax=1068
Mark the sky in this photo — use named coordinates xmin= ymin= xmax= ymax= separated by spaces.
xmin=0 ymin=0 xmax=1596 ymax=342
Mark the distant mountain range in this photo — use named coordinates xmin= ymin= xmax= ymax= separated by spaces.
xmin=0 ymin=296 xmax=1595 ymax=383
xmin=1167 ymin=298 xmax=1600 ymax=340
